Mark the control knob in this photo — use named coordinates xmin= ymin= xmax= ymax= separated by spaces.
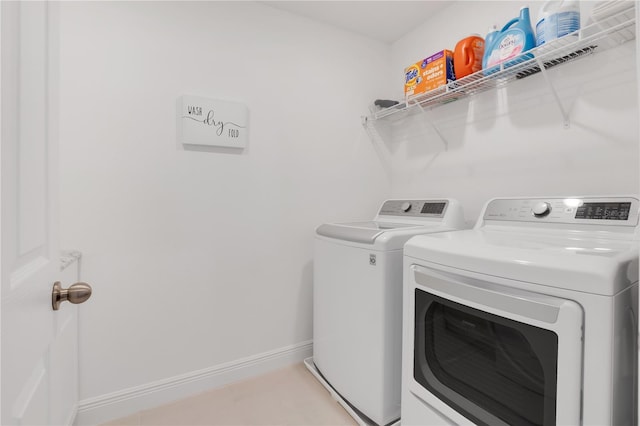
xmin=401 ymin=202 xmax=412 ymax=212
xmin=531 ymin=202 xmax=551 ymax=218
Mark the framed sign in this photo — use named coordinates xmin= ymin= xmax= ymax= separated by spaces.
xmin=177 ymin=95 xmax=248 ymax=149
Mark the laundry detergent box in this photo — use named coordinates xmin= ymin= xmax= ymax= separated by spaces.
xmin=404 ymin=49 xmax=455 ymax=98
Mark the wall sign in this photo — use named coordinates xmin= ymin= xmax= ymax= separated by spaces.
xmin=177 ymin=95 xmax=248 ymax=148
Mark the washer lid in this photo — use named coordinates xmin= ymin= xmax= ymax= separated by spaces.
xmin=404 ymin=228 xmax=639 ymax=295
xmin=316 ymin=221 xmax=422 ymax=244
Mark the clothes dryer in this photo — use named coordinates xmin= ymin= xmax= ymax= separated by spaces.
xmin=402 ymin=196 xmax=639 ymax=426
xmin=306 ymin=199 xmax=465 ymax=425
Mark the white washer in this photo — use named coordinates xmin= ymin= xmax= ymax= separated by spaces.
xmin=306 ymin=199 xmax=465 ymax=425
xmin=401 ymin=196 xmax=639 ymax=426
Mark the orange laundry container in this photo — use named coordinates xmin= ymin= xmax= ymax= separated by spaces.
xmin=453 ymin=35 xmax=485 ymax=79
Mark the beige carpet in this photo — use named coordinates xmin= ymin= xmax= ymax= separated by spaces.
xmin=103 ymin=363 xmax=357 ymax=426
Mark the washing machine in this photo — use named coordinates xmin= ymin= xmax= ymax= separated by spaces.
xmin=401 ymin=196 xmax=639 ymax=426
xmin=305 ymin=199 xmax=465 ymax=425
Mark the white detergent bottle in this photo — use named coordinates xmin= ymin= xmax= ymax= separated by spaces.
xmin=536 ymin=0 xmax=581 ymax=47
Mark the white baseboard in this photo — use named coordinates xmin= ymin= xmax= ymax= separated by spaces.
xmin=75 ymin=340 xmax=313 ymax=426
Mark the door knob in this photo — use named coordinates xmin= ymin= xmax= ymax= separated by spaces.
xmin=52 ymin=281 xmax=92 ymax=311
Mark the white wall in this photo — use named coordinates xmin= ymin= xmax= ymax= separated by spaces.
xmin=388 ymin=1 xmax=639 ymax=221
xmin=57 ymin=1 xmax=391 ymax=419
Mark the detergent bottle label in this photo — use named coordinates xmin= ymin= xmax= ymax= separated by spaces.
xmin=486 ymin=31 xmax=525 ymax=68
xmin=536 ymin=11 xmax=580 ymax=45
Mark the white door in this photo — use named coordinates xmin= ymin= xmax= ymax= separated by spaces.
xmin=636 ymin=0 xmax=640 ymax=419
xmin=1 ymin=2 xmax=84 ymax=425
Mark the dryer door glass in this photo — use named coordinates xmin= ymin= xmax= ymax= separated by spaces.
xmin=414 ymin=289 xmax=558 ymax=426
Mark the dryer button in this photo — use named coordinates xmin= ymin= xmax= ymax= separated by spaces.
xmin=532 ymin=202 xmax=552 ymax=217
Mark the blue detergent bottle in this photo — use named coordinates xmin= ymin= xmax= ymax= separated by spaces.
xmin=482 ymin=25 xmax=499 ymax=72
xmin=483 ymin=6 xmax=536 ymax=75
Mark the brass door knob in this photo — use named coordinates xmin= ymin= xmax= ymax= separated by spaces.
xmin=52 ymin=281 xmax=92 ymax=311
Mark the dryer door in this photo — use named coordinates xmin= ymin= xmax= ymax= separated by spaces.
xmin=407 ymin=264 xmax=583 ymax=426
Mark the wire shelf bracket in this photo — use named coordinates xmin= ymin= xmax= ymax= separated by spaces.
xmin=535 ymin=55 xmax=571 ymax=129
xmin=413 ymin=101 xmax=449 ymax=151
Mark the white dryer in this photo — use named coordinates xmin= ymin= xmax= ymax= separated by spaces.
xmin=306 ymin=199 xmax=465 ymax=425
xmin=402 ymin=196 xmax=639 ymax=426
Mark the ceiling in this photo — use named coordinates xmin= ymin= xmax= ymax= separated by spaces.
xmin=262 ymin=1 xmax=453 ymax=44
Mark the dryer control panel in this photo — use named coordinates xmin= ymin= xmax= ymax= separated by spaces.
xmin=483 ymin=197 xmax=640 ymax=226
xmin=379 ymin=199 xmax=449 ymax=218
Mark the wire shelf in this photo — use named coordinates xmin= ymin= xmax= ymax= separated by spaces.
xmin=364 ymin=4 xmax=636 ymax=126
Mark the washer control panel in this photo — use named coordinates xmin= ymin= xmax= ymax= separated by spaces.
xmin=379 ymin=199 xmax=449 ymax=218
xmin=483 ymin=197 xmax=639 ymax=226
